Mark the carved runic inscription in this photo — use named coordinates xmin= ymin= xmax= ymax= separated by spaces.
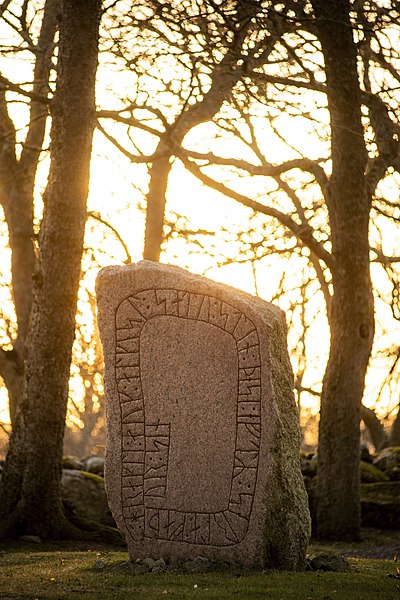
xmin=115 ymin=289 xmax=261 ymax=547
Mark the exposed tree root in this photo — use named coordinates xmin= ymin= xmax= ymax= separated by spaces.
xmin=0 ymin=501 xmax=125 ymax=547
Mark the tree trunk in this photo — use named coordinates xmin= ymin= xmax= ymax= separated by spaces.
xmin=0 ymin=0 xmax=60 ymax=426
xmin=143 ymin=151 xmax=172 ymax=261
xmin=311 ymin=0 xmax=374 ymax=540
xmin=0 ymin=0 xmax=101 ymax=538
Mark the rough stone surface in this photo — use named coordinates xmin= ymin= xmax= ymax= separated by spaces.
xmin=372 ymin=446 xmax=400 ymax=478
xmin=83 ymin=456 xmax=105 ymax=476
xmin=62 ymin=456 xmax=84 ymax=471
xmin=361 ymin=481 xmax=400 ymax=529
xmin=142 ymin=557 xmax=157 ymax=570
xmin=61 ymin=469 xmax=115 ymax=526
xmin=96 ymin=261 xmax=310 ymax=569
xmin=309 ymin=553 xmax=351 ymax=572
xmin=184 ymin=556 xmax=212 ymax=573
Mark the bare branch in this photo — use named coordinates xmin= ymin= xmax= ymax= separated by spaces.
xmin=88 ymin=211 xmax=132 ymax=263
xmin=371 ymin=247 xmax=400 ymax=264
xmin=97 ymin=109 xmax=164 ymax=137
xmin=308 ymin=252 xmax=332 ymax=312
xmin=294 ymin=383 xmax=321 ymax=398
xmin=20 ymin=0 xmax=59 ymax=176
xmin=0 ymin=74 xmax=49 ymax=104
xmin=181 ymin=156 xmax=335 ymax=271
xmin=96 ymin=121 xmax=154 ymax=163
xmin=0 ymin=0 xmax=12 ymax=19
xmin=360 ymin=405 xmax=388 ymax=451
xmin=252 ymin=72 xmax=326 ymax=95
xmin=181 ymin=149 xmax=329 ymax=193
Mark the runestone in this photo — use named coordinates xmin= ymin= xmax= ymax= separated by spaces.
xmin=96 ymin=261 xmax=310 ymax=569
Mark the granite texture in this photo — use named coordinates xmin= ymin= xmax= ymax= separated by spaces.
xmin=96 ymin=260 xmax=310 ymax=569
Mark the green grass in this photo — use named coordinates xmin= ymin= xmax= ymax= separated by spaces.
xmin=0 ymin=536 xmax=399 ymax=600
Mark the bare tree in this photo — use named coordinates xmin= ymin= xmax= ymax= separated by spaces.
xmin=306 ymin=0 xmax=373 ymax=541
xmin=0 ymin=0 xmax=59 ymax=425
xmin=98 ymin=0 xmax=400 ymax=540
xmin=183 ymin=0 xmax=399 ymax=539
xmin=0 ymin=0 xmax=102 ymax=539
xmin=98 ymin=0 xmax=299 ymax=260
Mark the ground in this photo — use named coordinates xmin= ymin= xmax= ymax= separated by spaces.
xmin=0 ymin=528 xmax=399 ymax=599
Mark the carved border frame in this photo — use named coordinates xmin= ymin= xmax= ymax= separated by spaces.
xmin=114 ymin=288 xmax=261 ymax=546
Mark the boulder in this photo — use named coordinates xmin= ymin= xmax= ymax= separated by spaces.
xmin=309 ymin=553 xmax=350 ymax=572
xmin=82 ymin=455 xmax=105 ymax=476
xmin=61 ymin=469 xmax=115 ymax=527
xmin=360 ymin=460 xmax=390 ymax=483
xmin=372 ymin=447 xmax=400 ymax=480
xmin=361 ymin=481 xmax=400 ymax=529
xmin=62 ymin=455 xmax=84 ymax=470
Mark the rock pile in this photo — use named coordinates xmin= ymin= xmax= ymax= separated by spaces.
xmin=301 ymin=445 xmax=400 ymax=529
xmin=60 ymin=455 xmax=115 ymax=527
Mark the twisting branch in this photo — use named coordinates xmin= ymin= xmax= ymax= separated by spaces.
xmin=180 ymin=156 xmax=335 ymax=271
xmin=181 ymin=149 xmax=329 ymax=193
xmin=371 ymin=247 xmax=400 ymax=265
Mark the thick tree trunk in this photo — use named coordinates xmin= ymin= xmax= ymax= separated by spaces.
xmin=318 ymin=268 xmax=374 ymax=539
xmin=0 ymin=0 xmax=101 ymax=538
xmin=311 ymin=0 xmax=374 ymax=540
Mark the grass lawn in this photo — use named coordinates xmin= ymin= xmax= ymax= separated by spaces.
xmin=0 ymin=530 xmax=399 ymax=600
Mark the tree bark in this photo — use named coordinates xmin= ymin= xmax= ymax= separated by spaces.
xmin=0 ymin=0 xmax=101 ymax=538
xmin=311 ymin=0 xmax=375 ymax=540
xmin=143 ymin=150 xmax=173 ymax=261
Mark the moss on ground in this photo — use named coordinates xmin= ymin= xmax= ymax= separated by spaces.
xmin=361 ymin=481 xmax=400 ymax=501
xmin=361 ymin=461 xmax=390 ymax=483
